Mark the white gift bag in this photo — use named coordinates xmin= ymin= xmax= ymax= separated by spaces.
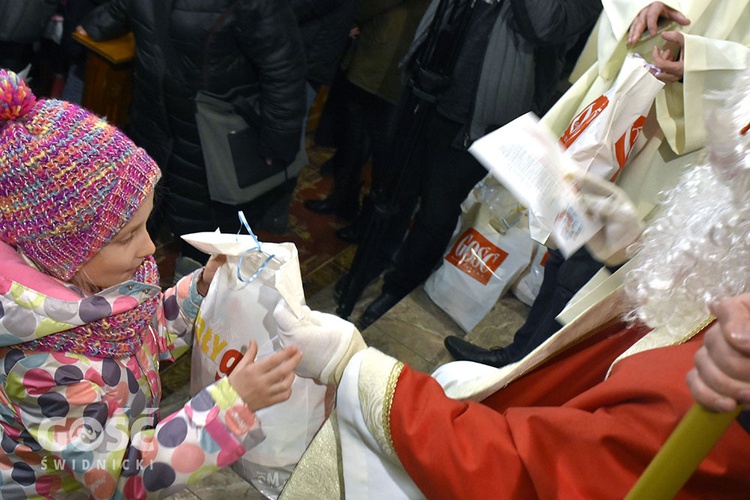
xmin=559 ymin=53 xmax=665 ymax=181
xmin=425 ymin=203 xmax=532 ymax=332
xmin=182 ymin=228 xmax=329 ymax=499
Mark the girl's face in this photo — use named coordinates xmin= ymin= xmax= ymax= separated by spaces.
xmin=74 ymin=191 xmax=156 ymax=290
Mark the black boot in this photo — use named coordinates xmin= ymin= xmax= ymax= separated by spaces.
xmin=336 ymin=195 xmax=372 ymax=243
xmin=443 ymin=336 xmax=514 ymax=368
xmin=336 ymin=221 xmax=362 ymax=243
xmin=360 ymin=291 xmax=404 ymax=329
xmin=334 ymin=269 xmax=384 ymax=303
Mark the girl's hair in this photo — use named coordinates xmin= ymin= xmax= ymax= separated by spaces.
xmin=69 ymin=269 xmax=102 ymax=296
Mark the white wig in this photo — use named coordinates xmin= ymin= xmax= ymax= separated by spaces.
xmin=624 ymin=67 xmax=750 ymax=334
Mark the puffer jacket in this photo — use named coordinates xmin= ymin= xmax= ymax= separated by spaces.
xmin=82 ymin=0 xmax=307 ymax=235
xmin=0 ymin=242 xmax=263 ymax=499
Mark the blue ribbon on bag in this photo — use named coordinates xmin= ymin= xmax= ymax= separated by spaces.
xmin=236 ymin=211 xmax=276 ymax=283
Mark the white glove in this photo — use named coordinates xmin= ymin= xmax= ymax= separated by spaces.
xmin=273 ymin=300 xmax=367 ymax=386
xmin=568 ymin=169 xmax=644 ymax=264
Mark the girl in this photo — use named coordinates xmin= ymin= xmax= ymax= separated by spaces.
xmin=0 ymin=69 xmax=302 ymax=498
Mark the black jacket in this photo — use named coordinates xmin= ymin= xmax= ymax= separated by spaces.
xmin=290 ymin=0 xmax=358 ymax=87
xmin=83 ymin=0 xmax=307 ymax=230
xmin=404 ymin=0 xmax=601 ymax=144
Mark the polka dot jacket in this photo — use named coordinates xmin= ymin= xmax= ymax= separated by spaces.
xmin=0 ymin=244 xmax=264 ymax=498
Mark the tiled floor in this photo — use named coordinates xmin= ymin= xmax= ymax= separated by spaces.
xmin=157 ymin=143 xmax=531 ymax=499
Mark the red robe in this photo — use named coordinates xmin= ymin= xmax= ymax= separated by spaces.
xmin=390 ymin=322 xmax=750 ymax=499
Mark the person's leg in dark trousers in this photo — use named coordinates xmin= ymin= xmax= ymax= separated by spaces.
xmin=444 ymin=247 xmax=604 ymax=366
xmin=361 ymin=114 xmax=487 ymax=326
xmin=305 ymin=77 xmax=370 ymax=219
xmin=336 ymin=85 xmax=398 ymax=242
xmin=505 ymin=247 xmax=603 ymax=357
xmin=328 ymin=80 xmax=374 ymax=212
xmin=333 ymin=92 xmax=424 ymax=303
xmin=313 ymin=68 xmax=348 ymax=149
xmin=360 ymin=89 xmax=397 ymax=197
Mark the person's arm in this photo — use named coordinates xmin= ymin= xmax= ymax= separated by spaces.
xmin=508 ymin=0 xmax=602 ymax=45
xmin=273 ymin=301 xmax=366 ymax=386
xmin=688 ymin=294 xmax=750 ymax=412
xmin=272 ymin=299 xmax=747 ymax=496
xmin=234 ymin=0 xmax=307 ymax=164
xmin=79 ymin=0 xmax=131 ymax=41
xmin=8 ymin=344 xmax=299 ymax=499
xmin=622 ymin=2 xmax=750 ymax=154
xmin=657 ymin=33 xmax=750 ymax=155
xmin=568 ymin=168 xmax=644 ymax=265
xmin=158 ymin=255 xmax=225 ymax=361
xmin=343 ymin=335 xmax=750 ymax=498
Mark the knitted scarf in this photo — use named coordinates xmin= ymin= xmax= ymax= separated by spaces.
xmin=17 ymin=257 xmax=161 ymax=358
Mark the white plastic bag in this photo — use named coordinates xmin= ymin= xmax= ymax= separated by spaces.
xmin=182 ymin=229 xmax=329 ymax=499
xmin=559 ymin=53 xmax=664 ymax=181
xmin=460 ymin=174 xmax=522 ymax=224
xmin=512 ymin=242 xmax=549 ymax=306
xmin=425 ymin=203 xmax=532 ymax=332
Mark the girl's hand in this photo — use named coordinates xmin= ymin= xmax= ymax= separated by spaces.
xmin=197 ymin=254 xmax=226 ymax=296
xmin=228 ymin=340 xmax=303 ymax=411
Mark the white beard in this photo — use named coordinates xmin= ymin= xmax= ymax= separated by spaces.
xmin=624 ymin=79 xmax=750 ymax=336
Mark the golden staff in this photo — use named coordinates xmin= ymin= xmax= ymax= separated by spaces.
xmin=625 ymin=403 xmax=742 ymax=499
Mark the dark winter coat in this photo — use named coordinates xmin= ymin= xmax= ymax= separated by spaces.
xmin=290 ymin=0 xmax=358 ymax=87
xmin=82 ymin=0 xmax=307 ymax=233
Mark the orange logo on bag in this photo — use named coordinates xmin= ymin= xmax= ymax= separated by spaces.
xmin=445 ymin=228 xmax=508 ymax=285
xmin=540 ymin=251 xmax=550 ymax=267
xmin=560 ymin=95 xmax=609 ymax=149
xmin=613 ymin=115 xmax=647 ymax=179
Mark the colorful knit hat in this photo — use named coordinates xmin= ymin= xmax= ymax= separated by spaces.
xmin=0 ymin=69 xmax=161 ymax=281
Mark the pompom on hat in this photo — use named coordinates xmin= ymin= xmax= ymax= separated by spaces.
xmin=0 ymin=69 xmax=161 ymax=281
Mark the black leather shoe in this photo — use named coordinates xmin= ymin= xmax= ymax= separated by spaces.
xmin=336 ymin=222 xmax=361 ymax=243
xmin=334 ymin=270 xmax=383 ymax=302
xmin=360 ymin=292 xmax=404 ymax=329
xmin=443 ymin=336 xmax=514 ymax=367
xmin=304 ymin=197 xmax=357 ymax=220
xmin=334 ymin=274 xmax=348 ymax=303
